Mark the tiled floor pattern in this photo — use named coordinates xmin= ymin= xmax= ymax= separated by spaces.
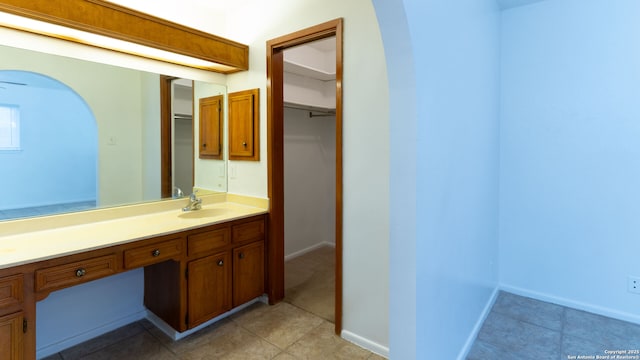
xmin=467 ymin=291 xmax=640 ymax=359
xmin=0 ymin=200 xmax=95 ymax=220
xmin=42 ymin=246 xmax=371 ymax=359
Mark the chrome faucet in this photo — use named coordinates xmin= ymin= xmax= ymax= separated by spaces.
xmin=182 ymin=191 xmax=202 ymax=212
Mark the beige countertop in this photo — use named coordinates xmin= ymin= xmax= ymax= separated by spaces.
xmin=0 ymin=194 xmax=268 ymax=269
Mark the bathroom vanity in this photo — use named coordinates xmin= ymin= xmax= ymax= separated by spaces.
xmin=0 ymin=197 xmax=268 ymax=360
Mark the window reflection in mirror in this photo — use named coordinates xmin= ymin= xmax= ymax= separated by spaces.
xmin=0 ymin=44 xmax=227 ymax=221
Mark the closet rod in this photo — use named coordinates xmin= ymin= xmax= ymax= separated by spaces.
xmin=174 ymin=113 xmax=192 ymax=120
xmin=308 ymin=112 xmax=335 ymax=118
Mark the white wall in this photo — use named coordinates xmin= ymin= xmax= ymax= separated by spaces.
xmin=284 ymin=107 xmax=336 ymax=257
xmin=374 ymin=0 xmax=501 ymax=358
xmin=371 ymin=1 xmax=417 ymax=358
xmin=500 ymin=0 xmax=640 ymax=323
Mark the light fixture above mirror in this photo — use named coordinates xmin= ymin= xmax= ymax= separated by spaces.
xmin=0 ymin=0 xmax=249 ymax=73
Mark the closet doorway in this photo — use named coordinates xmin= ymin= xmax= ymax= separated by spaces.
xmin=160 ymin=76 xmax=194 ymax=199
xmin=267 ymin=19 xmax=343 ymax=334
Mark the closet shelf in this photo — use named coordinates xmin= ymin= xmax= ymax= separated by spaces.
xmin=284 ymin=60 xmax=335 ymax=81
xmin=284 ymin=102 xmax=336 ymax=118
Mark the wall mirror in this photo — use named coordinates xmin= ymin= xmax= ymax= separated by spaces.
xmin=0 ymin=44 xmax=227 ymax=221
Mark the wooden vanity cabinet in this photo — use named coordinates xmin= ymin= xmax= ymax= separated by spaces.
xmin=187 ymin=251 xmax=231 ymax=327
xmin=145 ymin=215 xmax=266 ymax=331
xmin=0 ymin=311 xmax=23 ymax=360
xmin=35 ymin=254 xmax=118 ymax=293
xmin=0 ymin=213 xmax=266 ymax=358
xmin=0 ymin=274 xmax=25 ymax=360
xmin=233 ymin=240 xmax=264 ymax=307
xmin=184 ymin=216 xmax=265 ymax=329
xmin=124 ymin=237 xmax=183 ymax=269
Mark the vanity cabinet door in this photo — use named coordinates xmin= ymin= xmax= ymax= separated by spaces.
xmin=233 ymin=241 xmax=265 ymax=307
xmin=0 ymin=311 xmax=23 ymax=360
xmin=187 ymin=251 xmax=231 ymax=328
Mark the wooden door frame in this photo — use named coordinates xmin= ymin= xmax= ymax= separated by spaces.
xmin=266 ymin=18 xmax=344 ymax=334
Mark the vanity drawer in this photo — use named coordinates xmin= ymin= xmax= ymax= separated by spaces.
xmin=35 ymin=254 xmax=118 ymax=293
xmin=0 ymin=275 xmax=23 ymax=309
xmin=232 ymin=218 xmax=265 ymax=244
xmin=124 ymin=238 xmax=183 ymax=269
xmin=188 ymin=228 xmax=230 ymax=258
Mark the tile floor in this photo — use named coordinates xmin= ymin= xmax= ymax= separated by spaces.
xmin=284 ymin=246 xmax=335 ymax=323
xmin=36 ymin=247 xmax=640 ymax=360
xmin=467 ymin=291 xmax=640 ymax=359
xmin=41 ymin=246 xmax=380 ymax=360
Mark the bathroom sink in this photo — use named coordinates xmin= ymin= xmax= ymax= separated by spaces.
xmin=178 ymin=208 xmax=226 ymax=219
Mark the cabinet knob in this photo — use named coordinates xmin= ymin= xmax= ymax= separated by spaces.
xmin=238 ymin=252 xmax=245 ymax=259
xmin=75 ymin=268 xmax=86 ymax=277
xmin=242 ymin=141 xmax=247 ymax=147
xmin=217 ymin=259 xmax=224 ymax=266
xmin=203 ymin=143 xmax=207 ymax=148
xmin=152 ymin=249 xmax=161 ymax=257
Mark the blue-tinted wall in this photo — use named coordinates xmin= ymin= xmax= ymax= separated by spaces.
xmin=0 ymin=71 xmax=96 ymax=211
xmin=500 ymin=0 xmax=640 ymax=322
xmin=377 ymin=0 xmax=501 ymax=358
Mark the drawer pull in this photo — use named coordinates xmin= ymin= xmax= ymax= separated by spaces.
xmin=75 ymin=268 xmax=86 ymax=278
xmin=152 ymin=249 xmax=161 ymax=257
xmin=238 ymin=252 xmax=245 ymax=259
xmin=217 ymin=260 xmax=224 ymax=266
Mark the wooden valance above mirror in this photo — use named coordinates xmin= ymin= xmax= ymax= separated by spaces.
xmin=0 ymin=0 xmax=249 ymax=73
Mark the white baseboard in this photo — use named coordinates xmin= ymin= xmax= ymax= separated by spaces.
xmin=456 ymin=287 xmax=500 ymax=360
xmin=36 ymin=310 xmax=146 ymax=359
xmin=500 ymin=284 xmax=640 ymax=326
xmin=285 ymin=241 xmax=335 ymax=261
xmin=146 ymin=296 xmax=268 ymax=341
xmin=341 ymin=329 xmax=389 ymax=358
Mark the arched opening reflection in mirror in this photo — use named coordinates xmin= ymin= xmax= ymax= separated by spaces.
xmin=0 ymin=70 xmax=97 ymax=220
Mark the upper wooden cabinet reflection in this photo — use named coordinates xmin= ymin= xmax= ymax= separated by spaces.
xmin=199 ymin=95 xmax=224 ymax=160
xmin=228 ymin=89 xmax=260 ymax=161
xmin=0 ymin=0 xmax=249 ymax=73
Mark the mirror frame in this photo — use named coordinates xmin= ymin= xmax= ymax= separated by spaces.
xmin=0 ymin=0 xmax=248 ymax=73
